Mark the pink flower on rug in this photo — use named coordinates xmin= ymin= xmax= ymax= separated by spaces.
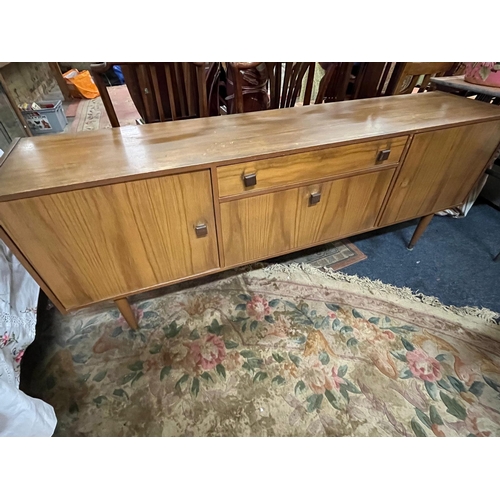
xmin=454 ymin=357 xmax=479 ymax=386
xmin=304 ymin=359 xmax=335 ymax=394
xmin=382 ymin=330 xmax=395 ymax=340
xmin=1 ymin=333 xmax=9 ymax=347
xmin=14 ymin=349 xmax=25 ymax=364
xmin=246 ymin=295 xmax=270 ymax=321
xmin=189 ymin=334 xmax=226 ymax=371
xmin=118 ymin=306 xmax=144 ymax=329
xmin=328 ymin=312 xmax=337 ymax=319
xmin=406 ymin=348 xmax=442 ymax=382
xmin=331 ymin=366 xmax=345 ymax=390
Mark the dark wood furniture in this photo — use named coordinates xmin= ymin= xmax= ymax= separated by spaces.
xmin=225 ymin=62 xmax=316 ymax=113
xmin=266 ymin=63 xmax=315 ymax=108
xmin=385 ymin=62 xmax=456 ymax=95
xmin=90 ymin=62 xmax=213 ymax=126
xmin=1 ymin=92 xmax=500 ymax=329
xmin=224 ymin=62 xmax=270 ymax=114
xmin=350 ymin=63 xmax=393 ymax=99
xmin=316 ymin=62 xmax=462 ymax=102
xmin=315 ymin=63 xmax=395 ymax=103
xmin=315 ymin=63 xmax=354 ymax=103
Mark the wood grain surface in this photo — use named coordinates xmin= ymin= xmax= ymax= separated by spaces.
xmin=380 ymin=121 xmax=500 ymax=225
xmin=217 ymin=136 xmax=407 ymax=198
xmin=0 ymin=171 xmax=219 ymax=309
xmin=220 ymin=169 xmax=395 ymax=267
xmin=2 ymin=92 xmax=500 ymax=201
xmin=0 ymin=225 xmax=66 ymax=312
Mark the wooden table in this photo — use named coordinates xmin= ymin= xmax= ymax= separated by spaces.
xmin=430 ymin=75 xmax=500 ymax=101
xmin=1 ymin=91 xmax=500 ymax=329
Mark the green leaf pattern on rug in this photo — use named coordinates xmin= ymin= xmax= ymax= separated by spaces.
xmin=160 ymin=366 xmax=171 ymax=381
xmin=32 ymin=267 xmax=500 ymax=437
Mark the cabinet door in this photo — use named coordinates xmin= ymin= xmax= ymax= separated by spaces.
xmin=220 ymin=169 xmax=394 ymax=267
xmin=380 ymin=121 xmax=500 ymax=225
xmin=0 ymin=171 xmax=219 ymax=309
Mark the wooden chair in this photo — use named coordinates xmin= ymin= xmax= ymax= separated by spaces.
xmin=224 ymin=62 xmax=270 ymax=114
xmin=90 ymin=62 xmax=214 ymax=127
xmin=315 ymin=63 xmax=354 ymax=103
xmin=224 ymin=62 xmax=315 ymax=113
xmin=352 ymin=62 xmax=396 ymax=99
xmin=385 ymin=62 xmax=457 ymax=95
xmin=315 ymin=63 xmax=399 ymax=102
xmin=265 ymin=63 xmax=315 ymax=108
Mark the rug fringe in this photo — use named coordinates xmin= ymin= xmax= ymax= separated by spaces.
xmin=260 ymin=262 xmax=500 ymax=325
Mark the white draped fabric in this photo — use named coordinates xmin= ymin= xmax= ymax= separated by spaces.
xmin=0 ymin=238 xmax=56 ymax=436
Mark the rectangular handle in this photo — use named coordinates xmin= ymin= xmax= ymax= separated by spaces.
xmin=377 ymin=149 xmax=391 ymax=162
xmin=309 ymin=192 xmax=321 ymax=205
xmin=194 ymin=223 xmax=208 ymax=237
xmin=243 ymin=172 xmax=257 ymax=187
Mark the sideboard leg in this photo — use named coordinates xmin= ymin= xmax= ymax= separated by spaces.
xmin=114 ymin=298 xmax=139 ymax=330
xmin=408 ymin=214 xmax=434 ymax=250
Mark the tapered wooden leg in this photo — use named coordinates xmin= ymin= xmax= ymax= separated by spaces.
xmin=408 ymin=214 xmax=434 ymax=249
xmin=114 ymin=298 xmax=139 ymax=330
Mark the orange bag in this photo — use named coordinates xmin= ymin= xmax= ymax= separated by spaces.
xmin=63 ymin=69 xmax=100 ymax=99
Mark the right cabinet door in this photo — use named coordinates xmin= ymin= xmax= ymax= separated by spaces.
xmin=380 ymin=121 xmax=500 ymax=226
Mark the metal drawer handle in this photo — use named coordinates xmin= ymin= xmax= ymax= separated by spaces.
xmin=377 ymin=149 xmax=391 ymax=162
xmin=243 ymin=172 xmax=257 ymax=187
xmin=309 ymin=192 xmax=321 ymax=205
xmin=195 ymin=223 xmax=208 ymax=237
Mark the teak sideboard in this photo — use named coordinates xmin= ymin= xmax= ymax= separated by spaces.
xmin=1 ymin=92 xmax=500 ymax=329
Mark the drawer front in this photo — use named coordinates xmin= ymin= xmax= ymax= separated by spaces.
xmin=0 ymin=171 xmax=219 ymax=309
xmin=221 ymin=168 xmax=395 ymax=267
xmin=218 ymin=136 xmax=407 ymax=198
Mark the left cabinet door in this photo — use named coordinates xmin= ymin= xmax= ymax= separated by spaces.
xmin=0 ymin=170 xmax=219 ymax=309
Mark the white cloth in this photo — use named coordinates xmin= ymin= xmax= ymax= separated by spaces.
xmin=0 ymin=238 xmax=57 ymax=436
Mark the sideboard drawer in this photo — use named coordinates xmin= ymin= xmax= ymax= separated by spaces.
xmin=220 ymin=168 xmax=395 ymax=267
xmin=218 ymin=136 xmax=407 ymax=198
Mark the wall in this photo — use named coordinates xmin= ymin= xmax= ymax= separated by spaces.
xmin=59 ymin=62 xmax=92 ymax=72
xmin=0 ymin=62 xmax=57 ymax=105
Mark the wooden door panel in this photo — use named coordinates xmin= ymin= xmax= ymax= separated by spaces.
xmin=0 ymin=171 xmax=219 ymax=309
xmin=221 ymin=169 xmax=395 ymax=267
xmin=380 ymin=121 xmax=500 ymax=225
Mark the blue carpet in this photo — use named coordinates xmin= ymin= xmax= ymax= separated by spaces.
xmin=344 ymin=200 xmax=500 ymax=313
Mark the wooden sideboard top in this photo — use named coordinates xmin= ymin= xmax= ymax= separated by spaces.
xmin=1 ymin=91 xmax=500 ymax=201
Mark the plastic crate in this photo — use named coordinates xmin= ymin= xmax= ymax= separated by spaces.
xmin=21 ymin=100 xmax=68 ymax=135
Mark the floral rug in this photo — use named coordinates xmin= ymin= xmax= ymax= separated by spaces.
xmin=24 ymin=264 xmax=500 ymax=436
xmin=70 ymin=85 xmax=141 ymax=132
